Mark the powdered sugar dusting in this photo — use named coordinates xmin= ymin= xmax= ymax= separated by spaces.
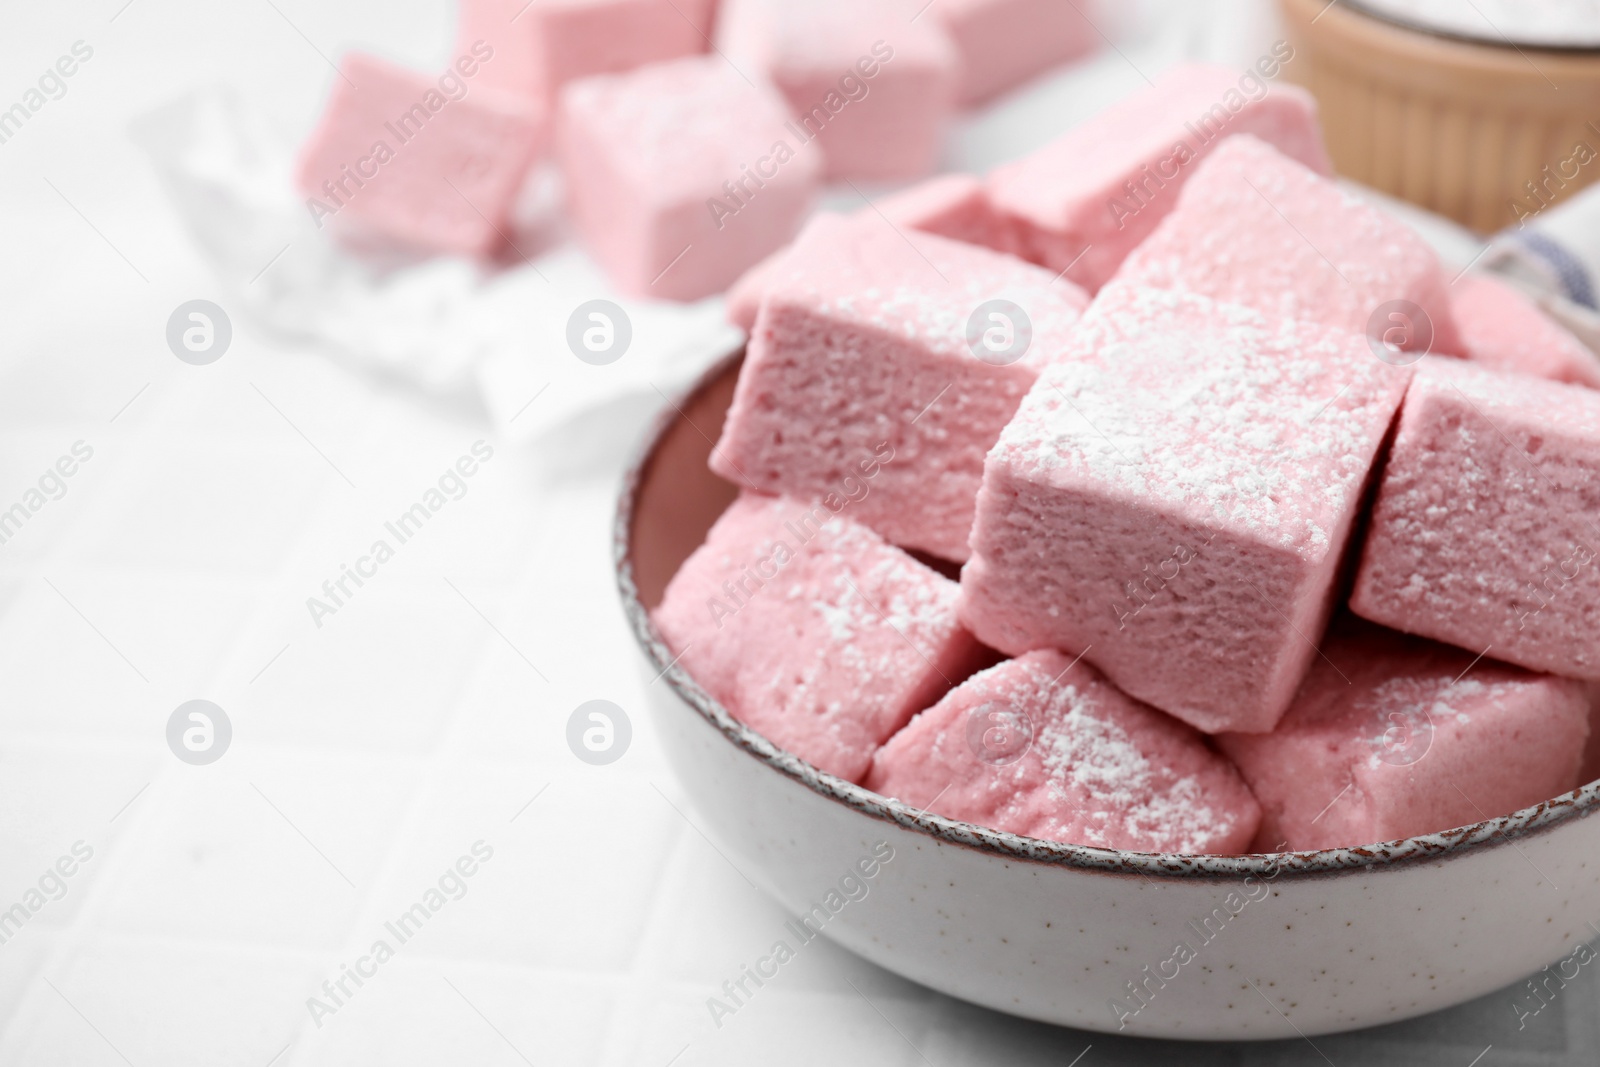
xmin=787 ymin=515 xmax=963 ymax=686
xmin=562 ymin=57 xmax=799 ymax=195
xmin=809 ymin=548 xmax=957 ymax=650
xmin=1356 ymin=674 xmax=1523 ymax=768
xmin=1114 ymin=135 xmax=1449 ymax=339
xmin=777 ymin=225 xmax=1089 ymax=373
xmin=653 ymin=493 xmax=972 ymax=781
xmin=1015 ymin=661 xmax=1234 ymax=853
xmin=1353 ymin=356 xmax=1600 ymax=677
xmin=997 ymin=285 xmax=1410 ymax=554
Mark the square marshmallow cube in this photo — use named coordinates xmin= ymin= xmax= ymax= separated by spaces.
xmin=652 ymin=493 xmax=986 ymax=782
xmin=1351 ymin=358 xmax=1600 ymax=679
xmin=874 ymin=172 xmax=1019 ymax=256
xmin=716 ymin=0 xmax=957 ymax=180
xmin=558 ymin=57 xmax=819 ymax=300
xmin=1113 ymin=135 xmax=1461 ymax=355
xmin=724 ymin=175 xmax=1014 ymax=332
xmin=712 ymin=221 xmax=1090 ymax=562
xmin=725 ymin=212 xmax=854 ymax=333
xmin=296 ymin=52 xmax=543 ymax=256
xmin=866 ymin=651 xmax=1262 ymax=853
xmin=1451 ymin=273 xmax=1600 ymax=388
xmin=934 ymin=0 xmax=1099 ymax=105
xmin=1218 ymin=617 xmax=1589 ymax=851
xmin=960 ymin=285 xmax=1414 ymax=735
xmin=986 ymin=62 xmax=1329 ymax=291
xmin=456 ymin=0 xmax=715 ymax=108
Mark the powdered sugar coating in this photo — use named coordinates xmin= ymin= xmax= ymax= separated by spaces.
xmin=962 ymin=285 xmax=1413 ymax=734
xmin=1218 ymin=616 xmax=1590 ymax=850
xmin=1112 ymin=135 xmax=1461 ymax=355
xmin=561 ymin=57 xmax=802 ymax=202
xmin=865 ymin=650 xmax=1261 ymax=853
xmin=756 ymin=220 xmax=1089 ymax=371
xmin=713 ymin=222 xmax=1089 ymax=561
xmin=725 ymin=177 xmax=1019 ymax=332
xmin=986 ymin=63 xmax=1329 ymax=290
xmin=790 ymin=244 xmax=1085 ymax=373
xmin=556 ymin=56 xmax=819 ymax=299
xmin=1035 ymin=691 xmax=1227 ymax=853
xmin=652 ymin=493 xmax=986 ymax=782
xmin=1351 ymin=357 xmax=1600 ymax=678
xmin=996 ymin=285 xmax=1411 ymax=556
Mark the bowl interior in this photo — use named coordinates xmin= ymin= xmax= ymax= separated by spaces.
xmin=628 ymin=352 xmax=743 ymax=612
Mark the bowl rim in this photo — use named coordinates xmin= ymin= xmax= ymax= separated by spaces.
xmin=615 ymin=344 xmax=1600 ymax=881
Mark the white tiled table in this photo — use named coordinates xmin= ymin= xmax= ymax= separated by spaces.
xmin=3 ymin=1 xmax=1597 ymax=1063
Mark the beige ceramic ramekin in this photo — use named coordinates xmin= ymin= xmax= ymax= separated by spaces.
xmin=1279 ymin=0 xmax=1600 ymax=232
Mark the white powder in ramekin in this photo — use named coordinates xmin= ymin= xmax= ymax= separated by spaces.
xmin=1350 ymin=0 xmax=1600 ymax=47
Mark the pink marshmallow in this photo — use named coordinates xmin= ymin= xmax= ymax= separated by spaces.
xmin=875 ymin=172 xmax=1019 ymax=255
xmin=960 ymin=285 xmax=1414 ymax=735
xmin=1351 ymin=357 xmax=1600 ymax=680
xmin=724 ymin=245 xmax=787 ymax=333
xmin=295 ymin=52 xmax=542 ymax=257
xmin=455 ymin=0 xmax=715 ymax=108
xmin=724 ymin=176 xmax=1015 ymax=331
xmin=866 ymin=651 xmax=1262 ymax=853
xmin=724 ymin=212 xmax=854 ymax=332
xmin=1217 ymin=616 xmax=1589 ymax=852
xmin=712 ymin=221 xmax=1090 ymax=561
xmin=716 ymin=0 xmax=957 ymax=180
xmin=1451 ymin=272 xmax=1600 ymax=389
xmin=1113 ymin=135 xmax=1462 ymax=356
xmin=934 ymin=0 xmax=1100 ymax=105
xmin=557 ymin=57 xmax=819 ymax=300
xmin=454 ymin=0 xmax=542 ymax=102
xmin=986 ymin=62 xmax=1329 ymax=291
xmin=652 ymin=493 xmax=986 ymax=782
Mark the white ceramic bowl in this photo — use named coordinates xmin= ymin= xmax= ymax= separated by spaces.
xmin=616 ymin=347 xmax=1600 ymax=1040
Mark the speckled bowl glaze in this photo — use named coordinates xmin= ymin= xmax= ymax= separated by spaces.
xmin=616 ymin=345 xmax=1600 ymax=1040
